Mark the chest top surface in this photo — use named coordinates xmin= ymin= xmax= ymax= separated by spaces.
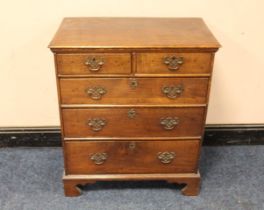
xmin=49 ymin=17 xmax=220 ymax=50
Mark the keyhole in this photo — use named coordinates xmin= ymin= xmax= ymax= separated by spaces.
xmin=128 ymin=109 xmax=136 ymax=119
xmin=128 ymin=142 xmax=136 ymax=150
xmin=129 ymin=78 xmax=138 ymax=89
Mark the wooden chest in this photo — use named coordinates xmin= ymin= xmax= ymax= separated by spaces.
xmin=49 ymin=17 xmax=220 ymax=196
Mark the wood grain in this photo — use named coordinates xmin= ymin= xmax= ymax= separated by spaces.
xmin=62 ymin=107 xmax=205 ymax=138
xmin=56 ymin=53 xmax=131 ymax=75
xmin=64 ymin=140 xmax=200 ymax=174
xmin=49 ymin=17 xmax=220 ymax=50
xmin=137 ymin=53 xmax=212 ymax=74
xmin=59 ymin=78 xmax=209 ymax=105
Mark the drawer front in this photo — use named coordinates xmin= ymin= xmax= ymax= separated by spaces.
xmin=62 ymin=107 xmax=205 ymax=138
xmin=136 ymin=53 xmax=212 ymax=74
xmin=65 ymin=140 xmax=200 ymax=174
xmin=56 ymin=53 xmax=131 ymax=75
xmin=60 ymin=78 xmax=209 ymax=105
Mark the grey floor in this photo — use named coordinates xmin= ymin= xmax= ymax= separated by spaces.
xmin=0 ymin=146 xmax=263 ymax=210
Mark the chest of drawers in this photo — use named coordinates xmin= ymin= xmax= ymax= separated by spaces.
xmin=49 ymin=17 xmax=220 ymax=196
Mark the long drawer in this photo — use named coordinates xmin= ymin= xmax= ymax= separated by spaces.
xmin=59 ymin=78 xmax=209 ymax=105
xmin=62 ymin=107 xmax=205 ymax=138
xmin=64 ymin=140 xmax=200 ymax=174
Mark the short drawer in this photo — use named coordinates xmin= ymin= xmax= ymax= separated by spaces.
xmin=62 ymin=107 xmax=205 ymax=138
xmin=56 ymin=53 xmax=131 ymax=75
xmin=136 ymin=53 xmax=212 ymax=75
xmin=59 ymin=78 xmax=209 ymax=105
xmin=65 ymin=140 xmax=200 ymax=174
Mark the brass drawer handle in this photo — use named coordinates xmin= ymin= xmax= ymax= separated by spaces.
xmin=162 ymin=85 xmax=184 ymax=99
xmin=163 ymin=56 xmax=184 ymax=71
xmin=129 ymin=78 xmax=138 ymax=89
xmin=90 ymin=153 xmax=108 ymax=165
xmin=86 ymin=87 xmax=107 ymax=100
xmin=160 ymin=117 xmax=179 ymax=130
xmin=157 ymin=152 xmax=175 ymax=164
xmin=128 ymin=109 xmax=136 ymax=119
xmin=85 ymin=57 xmax=104 ymax=72
xmin=87 ymin=118 xmax=107 ymax=132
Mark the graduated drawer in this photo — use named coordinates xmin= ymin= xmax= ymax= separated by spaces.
xmin=65 ymin=140 xmax=200 ymax=174
xmin=56 ymin=53 xmax=131 ymax=75
xmin=136 ymin=53 xmax=212 ymax=75
xmin=60 ymin=78 xmax=209 ymax=105
xmin=62 ymin=107 xmax=205 ymax=138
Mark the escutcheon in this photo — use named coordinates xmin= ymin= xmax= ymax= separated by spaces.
xmin=127 ymin=109 xmax=137 ymax=119
xmin=129 ymin=78 xmax=138 ymax=89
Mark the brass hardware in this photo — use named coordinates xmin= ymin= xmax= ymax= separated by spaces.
xmin=128 ymin=109 xmax=136 ymax=119
xmin=84 ymin=57 xmax=104 ymax=72
xmin=86 ymin=87 xmax=107 ymax=100
xmin=129 ymin=78 xmax=138 ymax=89
xmin=162 ymin=85 xmax=184 ymax=99
xmin=128 ymin=142 xmax=136 ymax=150
xmin=160 ymin=117 xmax=179 ymax=130
xmin=163 ymin=56 xmax=184 ymax=71
xmin=90 ymin=153 xmax=108 ymax=165
xmin=157 ymin=152 xmax=175 ymax=164
xmin=87 ymin=118 xmax=107 ymax=132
